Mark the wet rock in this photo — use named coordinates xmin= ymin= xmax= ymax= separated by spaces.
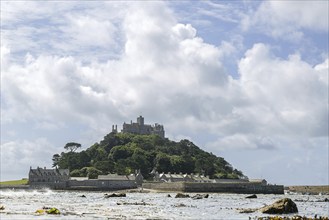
xmin=260 ymin=198 xmax=298 ymax=214
xmin=237 ymin=208 xmax=258 ymax=213
xmin=175 ymin=193 xmax=190 ymax=198
xmin=46 ymin=207 xmax=61 ymax=215
xmin=79 ymin=195 xmax=86 ymax=198
xmin=192 ymin=194 xmax=209 ymax=199
xmin=246 ymin=194 xmax=257 ymax=199
xmin=0 ymin=205 xmax=4 ymax=210
xmin=318 ymin=198 xmax=329 ymax=202
xmin=167 ymin=194 xmax=171 ymax=198
xmin=255 ymin=216 xmax=329 ymax=220
xmin=104 ymin=193 xmax=126 ymax=198
xmin=35 ymin=209 xmax=45 ymax=215
xmin=173 ymin=203 xmax=187 ymax=207
xmin=37 ymin=207 xmax=60 ymax=215
xmin=117 ymin=201 xmax=150 ymax=206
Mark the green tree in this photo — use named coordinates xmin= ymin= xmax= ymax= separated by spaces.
xmin=86 ymin=167 xmax=102 ymax=179
xmin=52 ymin=154 xmax=61 ymax=167
xmin=115 ymin=159 xmax=131 ymax=175
xmin=94 ymin=160 xmax=114 ymax=174
xmin=109 ymin=145 xmax=134 ymax=161
xmin=64 ymin=142 xmax=81 ymax=152
xmin=155 ymin=153 xmax=172 ymax=173
xmin=129 ymin=148 xmax=151 ymax=178
xmin=78 ymin=151 xmax=91 ymax=168
xmin=52 ymin=133 xmax=246 ymax=180
xmin=70 ymin=169 xmax=82 ymax=177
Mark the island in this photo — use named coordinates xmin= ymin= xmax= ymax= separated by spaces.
xmin=27 ymin=116 xmax=284 ymax=194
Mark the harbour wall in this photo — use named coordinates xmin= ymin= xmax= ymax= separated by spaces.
xmin=68 ymin=179 xmax=137 ymax=190
xmin=27 ymin=179 xmax=137 ymax=191
xmin=142 ymin=182 xmax=284 ymax=194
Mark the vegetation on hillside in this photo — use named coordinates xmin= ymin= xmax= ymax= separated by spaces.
xmin=53 ymin=132 xmax=246 ymax=179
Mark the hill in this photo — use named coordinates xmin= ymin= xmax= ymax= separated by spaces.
xmin=53 ymin=132 xmax=246 ymax=179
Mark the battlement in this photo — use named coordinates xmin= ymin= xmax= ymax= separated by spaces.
xmin=112 ymin=116 xmax=165 ymax=138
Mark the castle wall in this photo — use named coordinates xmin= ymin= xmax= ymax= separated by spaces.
xmin=183 ymin=182 xmax=284 ymax=194
xmin=142 ymin=182 xmax=284 ymax=194
xmin=121 ymin=116 xmax=165 ymax=138
xmin=29 ymin=181 xmax=68 ymax=189
xmin=68 ymin=179 xmax=137 ymax=190
xmin=142 ymin=182 xmax=185 ymax=191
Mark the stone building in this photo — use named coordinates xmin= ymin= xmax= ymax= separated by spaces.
xmin=29 ymin=166 xmax=144 ymax=190
xmin=154 ymin=172 xmax=212 ymax=183
xmin=98 ymin=170 xmax=144 ymax=186
xmin=28 ymin=166 xmax=69 ymax=188
xmin=116 ymin=116 xmax=165 ymax=138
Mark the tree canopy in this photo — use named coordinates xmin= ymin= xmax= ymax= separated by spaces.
xmin=54 ymin=132 xmax=246 ymax=180
xmin=64 ymin=142 xmax=82 ymax=152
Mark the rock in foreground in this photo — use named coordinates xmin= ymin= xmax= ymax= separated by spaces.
xmin=192 ymin=194 xmax=209 ymax=199
xmin=260 ymin=198 xmax=298 ymax=214
xmin=175 ymin=193 xmax=190 ymax=198
xmin=104 ymin=193 xmax=126 ymax=198
xmin=246 ymin=194 xmax=257 ymax=199
xmin=46 ymin=207 xmax=60 ymax=215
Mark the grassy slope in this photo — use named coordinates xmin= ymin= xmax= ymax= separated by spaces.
xmin=0 ymin=179 xmax=28 ymax=185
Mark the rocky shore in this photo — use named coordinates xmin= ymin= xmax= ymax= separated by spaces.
xmin=286 ymin=186 xmax=329 ymax=195
xmin=0 ymin=184 xmax=30 ymax=190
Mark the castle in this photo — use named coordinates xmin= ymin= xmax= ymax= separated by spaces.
xmin=112 ymin=116 xmax=165 ymax=138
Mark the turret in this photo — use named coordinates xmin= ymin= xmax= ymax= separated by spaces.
xmin=137 ymin=116 xmax=144 ymax=126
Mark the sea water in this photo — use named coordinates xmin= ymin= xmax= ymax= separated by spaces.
xmin=0 ymin=189 xmax=328 ymax=219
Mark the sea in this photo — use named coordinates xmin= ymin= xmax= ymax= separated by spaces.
xmin=0 ymin=189 xmax=328 ymax=219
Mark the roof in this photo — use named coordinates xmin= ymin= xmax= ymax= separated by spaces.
xmin=249 ymin=179 xmax=267 ymax=183
xmin=169 ymin=174 xmax=185 ymax=179
xmin=98 ymin=174 xmax=129 ymax=180
xmin=29 ymin=167 xmax=69 ymax=176
xmin=127 ymin=174 xmax=136 ymax=181
xmin=70 ymin=177 xmax=89 ymax=181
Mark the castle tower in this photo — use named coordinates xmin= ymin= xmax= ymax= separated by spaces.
xmin=137 ymin=115 xmax=144 ymax=126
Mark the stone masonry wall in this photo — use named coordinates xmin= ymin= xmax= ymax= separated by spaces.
xmin=68 ymin=179 xmax=137 ymax=190
xmin=142 ymin=182 xmax=185 ymax=191
xmin=183 ymin=182 xmax=284 ymax=194
xmin=142 ymin=182 xmax=284 ymax=194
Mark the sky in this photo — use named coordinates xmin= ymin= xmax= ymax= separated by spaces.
xmin=0 ymin=1 xmax=328 ymax=185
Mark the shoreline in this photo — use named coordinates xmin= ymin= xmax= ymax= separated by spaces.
xmin=2 ymin=184 xmax=329 ymax=195
xmin=286 ymin=185 xmax=329 ymax=195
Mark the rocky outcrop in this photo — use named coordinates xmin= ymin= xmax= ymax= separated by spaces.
xmin=104 ymin=193 xmax=126 ymax=198
xmin=175 ymin=193 xmax=190 ymax=198
xmin=238 ymin=198 xmax=298 ymax=214
xmin=46 ymin=208 xmax=60 ymax=215
xmin=260 ymin=198 xmax=298 ymax=214
xmin=192 ymin=194 xmax=209 ymax=199
xmin=174 ymin=193 xmax=209 ymax=199
xmin=116 ymin=202 xmax=150 ymax=206
xmin=245 ymin=194 xmax=257 ymax=199
xmin=35 ymin=207 xmax=60 ymax=215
